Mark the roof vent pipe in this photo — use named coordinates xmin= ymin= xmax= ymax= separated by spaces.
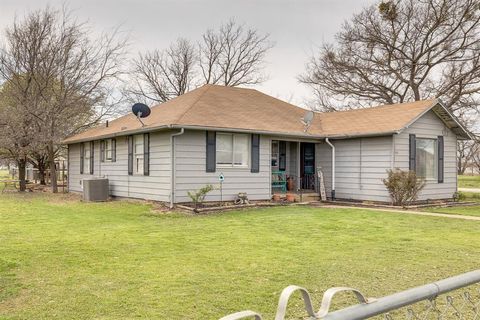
xmin=106 ymin=120 xmax=109 ymax=128
xmin=325 ymin=138 xmax=335 ymax=200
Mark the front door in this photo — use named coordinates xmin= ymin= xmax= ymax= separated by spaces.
xmin=300 ymin=143 xmax=316 ymax=190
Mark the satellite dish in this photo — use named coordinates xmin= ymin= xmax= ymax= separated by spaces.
xmin=301 ymin=110 xmax=315 ymax=132
xmin=303 ymin=111 xmax=314 ymax=124
xmin=131 ymin=103 xmax=151 ymax=127
xmin=132 ymin=103 xmax=151 ymax=118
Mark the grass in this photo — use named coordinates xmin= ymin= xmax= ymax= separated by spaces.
xmin=0 ymin=170 xmax=9 ymax=180
xmin=0 ymin=193 xmax=479 ymax=319
xmin=423 ymin=205 xmax=480 ymax=217
xmin=458 ymin=191 xmax=480 ymax=202
xmin=458 ymin=175 xmax=480 ymax=189
xmin=422 ymin=190 xmax=480 ymax=217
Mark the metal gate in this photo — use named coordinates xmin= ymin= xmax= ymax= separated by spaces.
xmin=220 ymin=270 xmax=480 ymax=320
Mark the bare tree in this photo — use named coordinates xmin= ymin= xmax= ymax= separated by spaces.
xmin=127 ymin=20 xmax=273 ymax=103
xmin=127 ymin=38 xmax=196 ymax=104
xmin=0 ymin=6 xmax=128 ymax=192
xmin=300 ymin=0 xmax=480 ymax=113
xmin=0 ymin=79 xmax=42 ymax=191
xmin=199 ymin=20 xmax=273 ymax=87
xmin=472 ymin=141 xmax=480 ymax=173
xmin=457 ymin=139 xmax=479 ymax=174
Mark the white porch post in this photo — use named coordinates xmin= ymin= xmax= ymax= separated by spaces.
xmin=297 ymin=142 xmax=301 ymax=190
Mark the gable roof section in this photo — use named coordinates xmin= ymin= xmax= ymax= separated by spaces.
xmin=317 ymin=99 xmax=438 ymax=138
xmin=63 ymin=85 xmax=471 ymax=143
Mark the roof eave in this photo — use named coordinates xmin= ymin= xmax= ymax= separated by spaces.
xmin=322 ymin=131 xmax=399 ymax=140
xmin=62 ymin=125 xmax=172 ymax=144
xmin=169 ymin=124 xmax=326 ymax=140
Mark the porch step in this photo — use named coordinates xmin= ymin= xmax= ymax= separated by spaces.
xmin=294 ymin=193 xmax=320 ymax=202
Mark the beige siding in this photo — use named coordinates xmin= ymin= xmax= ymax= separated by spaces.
xmin=317 ymin=137 xmax=392 ymax=202
xmin=317 ymin=111 xmax=458 ymax=202
xmin=68 ymin=131 xmax=171 ymax=202
xmin=173 ymin=130 xmax=271 ymax=202
xmin=394 ymin=110 xmax=457 ymax=200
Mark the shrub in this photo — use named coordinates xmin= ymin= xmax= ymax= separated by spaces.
xmin=382 ymin=169 xmax=425 ymax=206
xmin=187 ymin=184 xmax=214 ymax=211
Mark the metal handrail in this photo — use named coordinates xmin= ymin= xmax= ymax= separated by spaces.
xmin=323 ymin=270 xmax=480 ymax=320
xmin=219 ymin=270 xmax=480 ymax=320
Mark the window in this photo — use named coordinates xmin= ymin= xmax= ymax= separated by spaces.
xmin=416 ymin=138 xmax=437 ymax=180
xmin=104 ymin=139 xmax=113 ymax=161
xmin=134 ymin=134 xmax=144 ymax=174
xmin=216 ymin=133 xmax=249 ymax=167
xmin=83 ymin=142 xmax=91 ymax=174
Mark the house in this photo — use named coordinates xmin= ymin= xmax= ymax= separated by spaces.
xmin=63 ymin=84 xmax=471 ymax=206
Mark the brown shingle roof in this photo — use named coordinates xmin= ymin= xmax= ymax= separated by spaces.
xmin=63 ymin=84 xmax=468 ymax=143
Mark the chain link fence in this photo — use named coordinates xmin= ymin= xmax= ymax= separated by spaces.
xmin=220 ymin=270 xmax=480 ymax=320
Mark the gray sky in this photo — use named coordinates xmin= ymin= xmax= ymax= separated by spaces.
xmin=0 ymin=0 xmax=373 ymax=105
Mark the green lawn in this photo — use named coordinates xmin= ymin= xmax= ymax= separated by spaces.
xmin=458 ymin=191 xmax=480 ymax=202
xmin=422 ymin=190 xmax=480 ymax=217
xmin=423 ymin=204 xmax=480 ymax=217
xmin=458 ymin=175 xmax=480 ymax=188
xmin=0 ymin=194 xmax=479 ymax=319
xmin=0 ymin=170 xmax=9 ymax=180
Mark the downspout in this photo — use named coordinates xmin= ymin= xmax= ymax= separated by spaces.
xmin=325 ymin=138 xmax=335 ymax=200
xmin=170 ymin=128 xmax=185 ymax=208
xmin=391 ymin=133 xmax=396 ymax=169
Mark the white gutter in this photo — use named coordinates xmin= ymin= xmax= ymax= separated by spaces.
xmin=63 ymin=124 xmax=403 ymax=145
xmin=391 ymin=133 xmax=396 ymax=169
xmin=170 ymin=128 xmax=185 ymax=208
xmin=325 ymin=138 xmax=335 ymax=200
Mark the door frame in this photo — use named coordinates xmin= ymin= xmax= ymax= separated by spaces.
xmin=300 ymin=142 xmax=316 ymax=190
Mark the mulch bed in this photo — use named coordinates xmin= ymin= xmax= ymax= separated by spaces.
xmin=175 ymin=200 xmax=310 ymax=213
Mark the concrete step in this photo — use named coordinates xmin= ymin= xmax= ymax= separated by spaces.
xmin=294 ymin=193 xmax=320 ymax=202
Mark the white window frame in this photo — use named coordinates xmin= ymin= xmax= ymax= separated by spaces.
xmin=83 ymin=142 xmax=91 ymax=174
xmin=216 ymin=133 xmax=250 ymax=168
xmin=104 ymin=139 xmax=113 ymax=161
xmin=134 ymin=134 xmax=144 ymax=175
xmin=415 ymin=137 xmax=438 ymax=181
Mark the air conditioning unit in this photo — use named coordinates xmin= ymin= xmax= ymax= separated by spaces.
xmin=82 ymin=177 xmax=109 ymax=202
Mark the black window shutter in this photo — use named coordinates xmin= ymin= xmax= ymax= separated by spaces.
xmin=112 ymin=138 xmax=116 ymax=162
xmin=80 ymin=143 xmax=84 ymax=174
xmin=206 ymin=131 xmax=216 ymax=172
xmin=251 ymin=134 xmax=260 ymax=173
xmin=100 ymin=140 xmax=105 ymax=162
xmin=144 ymin=133 xmax=150 ymax=176
xmin=438 ymin=136 xmax=444 ymax=183
xmin=128 ymin=136 xmax=133 ymax=175
xmin=90 ymin=141 xmax=94 ymax=174
xmin=409 ymin=134 xmax=416 ymax=172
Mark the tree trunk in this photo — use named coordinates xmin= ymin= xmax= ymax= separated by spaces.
xmin=17 ymin=158 xmax=26 ymax=192
xmin=38 ymin=161 xmax=46 ymax=185
xmin=48 ymin=141 xmax=58 ymax=193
